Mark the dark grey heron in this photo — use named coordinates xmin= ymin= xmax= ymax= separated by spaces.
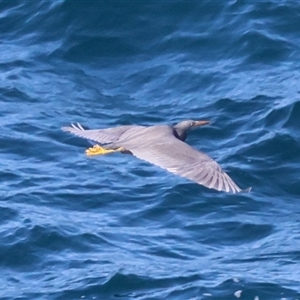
xmin=62 ymin=120 xmax=250 ymax=193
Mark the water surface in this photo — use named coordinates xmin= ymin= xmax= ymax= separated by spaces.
xmin=1 ymin=1 xmax=300 ymax=299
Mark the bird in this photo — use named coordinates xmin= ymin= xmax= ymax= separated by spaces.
xmin=62 ymin=120 xmax=250 ymax=193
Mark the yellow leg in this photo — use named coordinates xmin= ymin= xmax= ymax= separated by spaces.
xmin=85 ymin=144 xmax=123 ymax=156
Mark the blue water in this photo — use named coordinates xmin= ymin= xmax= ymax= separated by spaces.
xmin=1 ymin=1 xmax=300 ymax=299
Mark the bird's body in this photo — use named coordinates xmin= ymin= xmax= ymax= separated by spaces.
xmin=62 ymin=120 xmax=250 ymax=193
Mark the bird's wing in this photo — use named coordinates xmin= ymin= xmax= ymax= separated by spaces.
xmin=62 ymin=123 xmax=136 ymax=145
xmin=122 ymin=135 xmax=242 ymax=193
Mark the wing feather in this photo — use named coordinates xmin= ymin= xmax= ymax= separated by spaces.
xmin=121 ymin=135 xmax=242 ymax=193
xmin=62 ymin=123 xmax=137 ymax=145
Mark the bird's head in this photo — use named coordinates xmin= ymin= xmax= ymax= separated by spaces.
xmin=174 ymin=120 xmax=210 ymax=131
xmin=173 ymin=119 xmax=210 ymax=141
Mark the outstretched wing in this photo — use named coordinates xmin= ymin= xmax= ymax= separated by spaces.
xmin=62 ymin=123 xmax=136 ymax=145
xmin=121 ymin=134 xmax=243 ymax=193
xmin=62 ymin=123 xmax=247 ymax=193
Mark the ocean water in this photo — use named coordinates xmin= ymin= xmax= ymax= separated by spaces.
xmin=1 ymin=0 xmax=300 ymax=299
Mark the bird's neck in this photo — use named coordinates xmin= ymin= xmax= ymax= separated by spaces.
xmin=174 ymin=128 xmax=187 ymax=141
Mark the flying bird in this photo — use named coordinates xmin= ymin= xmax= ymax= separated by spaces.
xmin=62 ymin=120 xmax=250 ymax=193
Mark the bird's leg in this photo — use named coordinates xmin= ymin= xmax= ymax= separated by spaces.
xmin=85 ymin=144 xmax=124 ymax=156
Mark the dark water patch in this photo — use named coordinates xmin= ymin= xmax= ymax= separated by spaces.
xmin=283 ymin=100 xmax=300 ymax=130
xmin=0 ymin=206 xmax=18 ymax=225
xmin=63 ymin=36 xmax=141 ymax=63
xmin=0 ymin=237 xmax=40 ymax=270
xmin=265 ymin=103 xmax=293 ymax=129
xmin=238 ymin=29 xmax=291 ymax=65
xmin=213 ymin=95 xmax=276 ymax=119
xmin=186 ymin=193 xmax=273 ymax=222
xmin=53 ymin=272 xmax=202 ymax=300
xmin=0 ymin=86 xmax=33 ymax=103
xmin=29 ymin=225 xmax=109 ymax=254
xmin=227 ymin=249 xmax=300 ymax=266
xmin=185 ymin=221 xmax=274 ymax=246
xmin=247 ymin=132 xmax=300 ymax=162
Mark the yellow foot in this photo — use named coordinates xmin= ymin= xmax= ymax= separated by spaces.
xmin=85 ymin=144 xmax=124 ymax=156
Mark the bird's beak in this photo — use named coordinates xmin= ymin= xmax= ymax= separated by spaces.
xmin=194 ymin=120 xmax=210 ymax=127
